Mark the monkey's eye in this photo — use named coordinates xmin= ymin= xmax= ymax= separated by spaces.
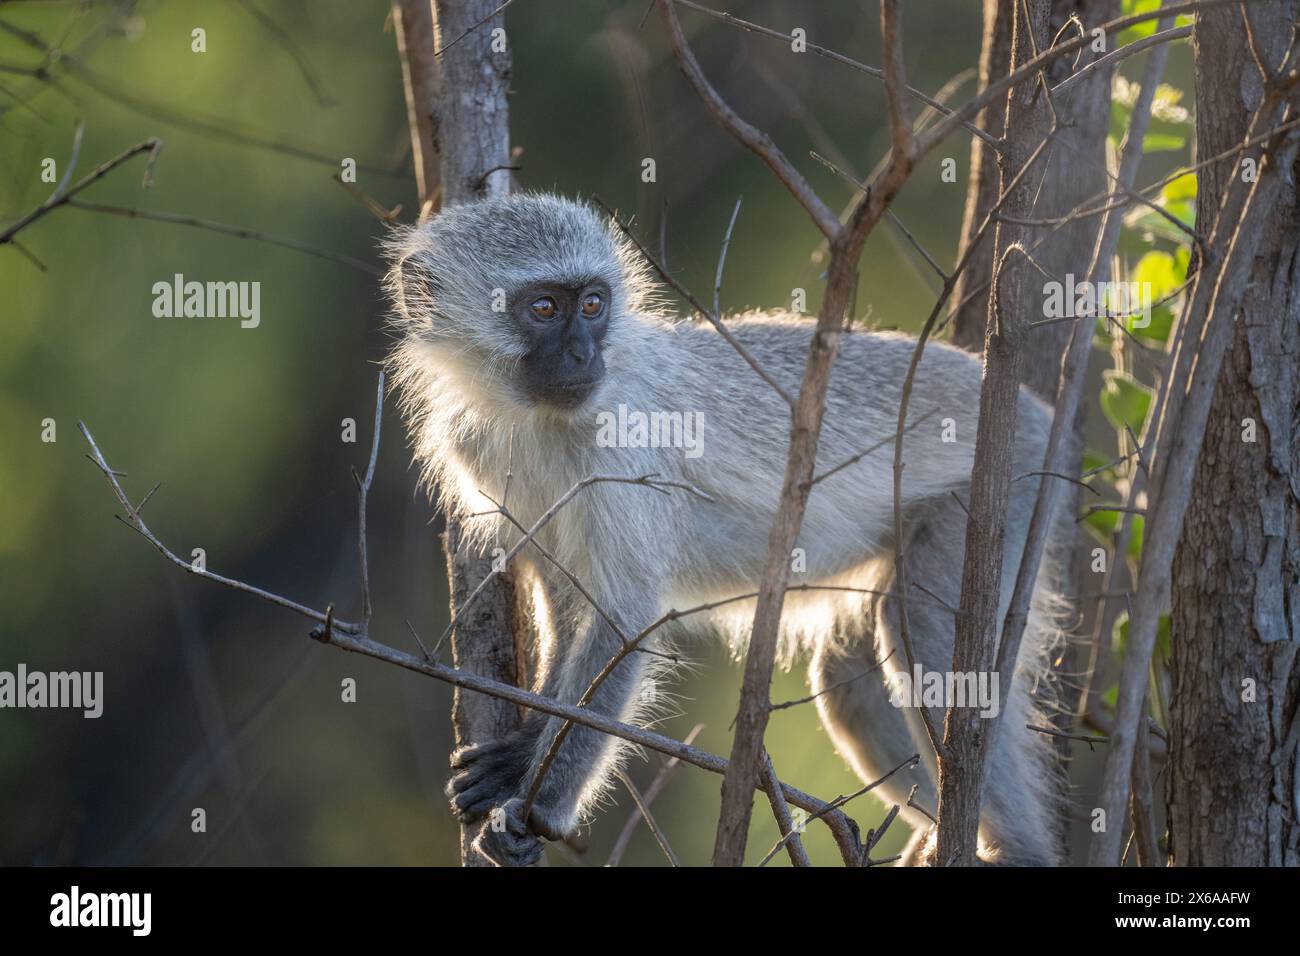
xmin=530 ymin=296 xmax=558 ymax=320
xmin=580 ymin=292 xmax=603 ymax=317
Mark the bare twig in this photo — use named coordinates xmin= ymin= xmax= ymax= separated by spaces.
xmin=655 ymin=0 xmax=839 ymax=238
xmin=606 ymin=723 xmax=703 ymax=866
xmin=613 ymin=770 xmax=679 ymax=866
xmin=758 ymin=752 xmax=811 ymax=867
xmin=65 ymin=200 xmax=383 ymax=276
xmin=0 ymin=137 xmax=161 ymax=247
xmin=593 ymin=194 xmax=795 ymax=409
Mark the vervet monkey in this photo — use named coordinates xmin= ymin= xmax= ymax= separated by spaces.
xmin=386 ymin=193 xmax=1070 ymax=866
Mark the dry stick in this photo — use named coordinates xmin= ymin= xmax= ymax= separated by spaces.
xmin=1090 ymin=91 xmax=1300 ymax=867
xmin=759 ymin=752 xmax=811 ymax=867
xmin=51 ymin=118 xmax=85 ymax=199
xmin=891 ymin=132 xmax=1058 ymax=763
xmin=656 ymin=0 xmax=840 ymax=240
xmin=0 ymin=136 xmax=161 ymax=246
xmin=392 ymin=0 xmax=441 ymax=218
xmin=429 ymin=0 xmax=521 ymax=861
xmin=714 ymin=196 xmax=742 ymax=319
xmin=79 ymin=415 xmax=868 ymax=867
xmin=593 ymin=195 xmax=795 ymax=410
xmin=80 ymin=422 xmax=362 ymax=636
xmin=606 ymin=723 xmax=703 ymax=866
xmin=612 ymin=770 xmax=679 ymax=866
xmin=672 ymin=0 xmax=921 ymax=868
xmin=768 ymin=649 xmax=895 ymax=713
xmin=935 ymin=0 xmax=1049 ymax=867
xmin=757 ymin=753 xmax=921 ymax=868
xmin=993 ymin=3 xmax=1176 ymax=775
xmin=354 ymin=373 xmax=384 ymax=626
xmin=1050 ymin=24 xmax=1191 ymax=97
xmin=1130 ymin=709 xmax=1159 ymax=865
xmin=672 ymin=0 xmax=1000 ymax=150
xmin=64 ymin=201 xmax=383 ymax=277
xmin=232 ymin=0 xmax=334 ymax=107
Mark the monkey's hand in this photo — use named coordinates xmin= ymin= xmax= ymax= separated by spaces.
xmin=446 ymin=733 xmax=534 ymax=824
xmin=470 ymin=798 xmax=544 ymax=868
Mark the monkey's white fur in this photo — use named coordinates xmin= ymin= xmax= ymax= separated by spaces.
xmin=386 ymin=193 xmax=1071 ymax=865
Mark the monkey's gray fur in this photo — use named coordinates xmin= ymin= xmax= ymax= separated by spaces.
xmin=385 ymin=192 xmax=1073 ymax=867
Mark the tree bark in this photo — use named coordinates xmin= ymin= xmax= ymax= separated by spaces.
xmin=950 ymin=0 xmax=1014 ymax=353
xmin=936 ymin=0 xmax=1050 ymax=867
xmin=1167 ymin=2 xmax=1300 ymax=867
xmin=392 ymin=0 xmax=519 ymax=866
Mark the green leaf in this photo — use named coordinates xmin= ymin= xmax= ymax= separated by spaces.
xmin=1083 ymin=450 xmax=1112 ymax=475
xmin=1082 ymin=507 xmax=1144 ymax=558
xmin=1083 ymin=506 xmax=1119 ymax=545
xmin=1100 ymin=370 xmax=1154 ymax=435
xmin=1142 ymin=132 xmax=1186 ymax=153
xmin=1120 ymin=0 xmax=1162 ymax=41
xmin=1127 ymin=513 xmax=1144 ymax=558
xmin=1133 ymin=251 xmax=1180 ymax=299
xmin=1135 ymin=305 xmax=1174 ymax=343
xmin=1161 ymin=172 xmax=1197 ymax=203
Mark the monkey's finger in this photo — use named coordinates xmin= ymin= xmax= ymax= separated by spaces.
xmin=446 ymin=763 xmax=491 ymax=794
xmin=450 ymin=741 xmax=507 ymax=770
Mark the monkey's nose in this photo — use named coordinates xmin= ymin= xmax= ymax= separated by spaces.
xmin=567 ymin=344 xmax=591 ymax=365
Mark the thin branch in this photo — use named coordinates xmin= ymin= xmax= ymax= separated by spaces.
xmin=0 ymin=136 xmax=161 ymax=246
xmin=65 ymin=200 xmax=383 ymax=276
xmin=606 ymin=723 xmax=702 ymax=866
xmin=757 ymin=753 xmax=920 ymax=867
xmin=655 ymin=0 xmax=839 ymax=238
xmin=713 ymin=196 xmax=742 ymax=320
xmin=758 ymin=752 xmax=810 ymax=867
xmin=613 ymin=770 xmax=679 ymax=866
xmin=670 ymin=0 xmax=1000 ymax=150
xmin=356 ymin=373 xmax=384 ymax=625
xmin=594 ymin=194 xmax=795 ymax=409
xmin=768 ymin=649 xmax=894 ymax=713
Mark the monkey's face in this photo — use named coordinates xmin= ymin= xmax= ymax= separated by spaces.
xmin=386 ymin=193 xmax=657 ymax=416
xmin=511 ymin=279 xmax=610 ymax=408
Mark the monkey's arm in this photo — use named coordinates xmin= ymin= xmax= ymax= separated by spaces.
xmin=451 ymin=575 xmax=662 ymax=862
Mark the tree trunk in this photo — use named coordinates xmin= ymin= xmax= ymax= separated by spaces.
xmin=393 ymin=0 xmax=521 ymax=866
xmin=1167 ymin=2 xmax=1300 ymax=867
xmin=432 ymin=0 xmax=519 ymax=867
xmin=952 ymin=0 xmax=1119 ymax=399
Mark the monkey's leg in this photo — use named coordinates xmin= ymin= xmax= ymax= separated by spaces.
xmin=873 ymin=494 xmax=1064 ymax=866
xmin=809 ymin=574 xmax=940 ymax=858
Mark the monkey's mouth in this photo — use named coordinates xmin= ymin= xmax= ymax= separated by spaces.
xmin=532 ymin=379 xmax=601 ymax=409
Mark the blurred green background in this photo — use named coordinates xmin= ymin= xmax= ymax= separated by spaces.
xmin=0 ymin=1 xmax=1189 ymax=866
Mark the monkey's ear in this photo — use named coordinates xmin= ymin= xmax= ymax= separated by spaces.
xmin=394 ymin=249 xmax=447 ymax=312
